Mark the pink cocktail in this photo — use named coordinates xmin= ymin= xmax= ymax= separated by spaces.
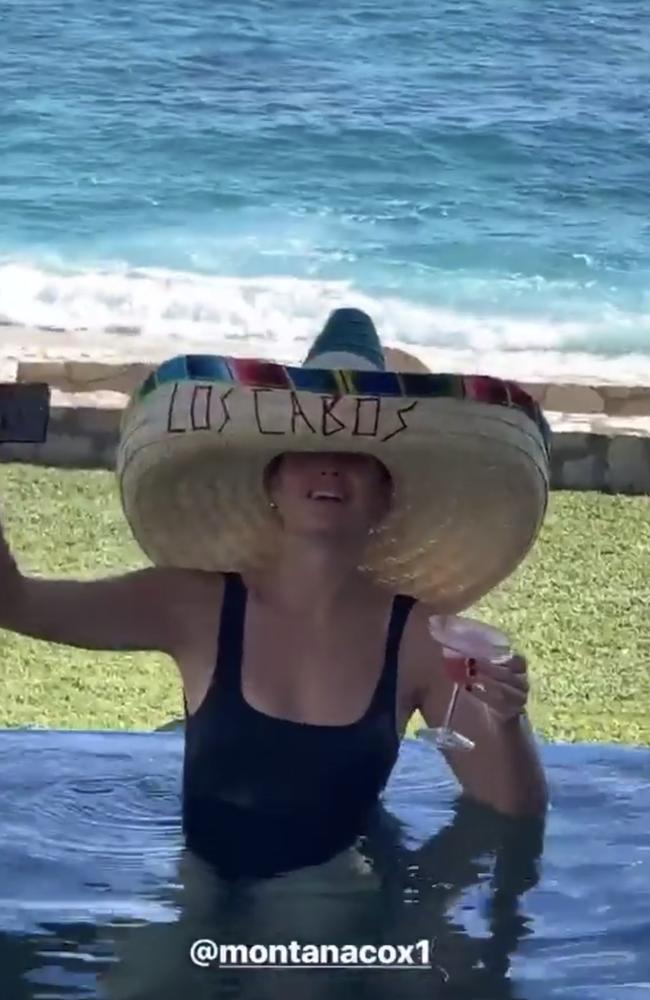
xmin=418 ymin=616 xmax=512 ymax=751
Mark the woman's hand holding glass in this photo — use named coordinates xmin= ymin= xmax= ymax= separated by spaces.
xmin=418 ymin=616 xmax=529 ymax=752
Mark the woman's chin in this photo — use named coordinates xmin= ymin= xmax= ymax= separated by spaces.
xmin=293 ymin=511 xmax=364 ymax=540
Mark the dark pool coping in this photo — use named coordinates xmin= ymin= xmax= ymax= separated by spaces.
xmin=2 ymin=725 xmax=650 ymax=757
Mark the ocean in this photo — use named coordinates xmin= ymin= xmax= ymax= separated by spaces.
xmin=2 ymin=0 xmax=650 ymax=381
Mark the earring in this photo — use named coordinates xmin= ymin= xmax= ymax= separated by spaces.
xmin=269 ymin=501 xmax=277 ymax=510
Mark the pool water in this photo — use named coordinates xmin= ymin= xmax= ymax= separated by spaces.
xmin=0 ymin=728 xmax=648 ymax=999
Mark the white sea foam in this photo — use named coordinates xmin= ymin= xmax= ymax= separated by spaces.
xmin=2 ymin=262 xmax=650 ymax=383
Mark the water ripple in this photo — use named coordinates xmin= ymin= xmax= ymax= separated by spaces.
xmin=1 ymin=730 xmax=649 ymax=995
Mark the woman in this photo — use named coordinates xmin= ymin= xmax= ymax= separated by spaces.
xmin=0 ymin=308 xmax=550 ymax=877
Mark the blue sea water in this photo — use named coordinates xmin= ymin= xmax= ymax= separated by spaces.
xmin=1 ymin=0 xmax=649 ymax=376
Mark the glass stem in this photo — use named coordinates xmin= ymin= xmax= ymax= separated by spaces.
xmin=442 ymin=683 xmax=461 ymax=730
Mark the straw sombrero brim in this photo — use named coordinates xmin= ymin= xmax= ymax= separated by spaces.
xmin=115 ymin=353 xmax=551 ymax=613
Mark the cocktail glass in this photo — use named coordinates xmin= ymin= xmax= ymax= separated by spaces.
xmin=417 ymin=616 xmax=512 ymax=752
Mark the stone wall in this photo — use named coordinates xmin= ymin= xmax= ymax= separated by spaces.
xmin=1 ymin=359 xmax=650 ymax=494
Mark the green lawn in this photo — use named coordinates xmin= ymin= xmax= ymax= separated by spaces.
xmin=1 ymin=464 xmax=649 ymax=743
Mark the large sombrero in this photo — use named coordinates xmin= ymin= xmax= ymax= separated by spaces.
xmin=116 ymin=308 xmax=551 ymax=612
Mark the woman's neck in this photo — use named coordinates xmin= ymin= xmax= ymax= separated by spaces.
xmin=245 ymin=537 xmax=373 ymax=621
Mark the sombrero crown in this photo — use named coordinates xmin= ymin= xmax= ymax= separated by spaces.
xmin=116 ymin=308 xmax=551 ymax=612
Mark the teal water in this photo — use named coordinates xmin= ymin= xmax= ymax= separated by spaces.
xmin=1 ymin=0 xmax=649 ymax=376
xmin=0 ymin=729 xmax=648 ymax=999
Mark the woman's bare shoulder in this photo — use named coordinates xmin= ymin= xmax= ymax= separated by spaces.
xmin=150 ymin=566 xmax=227 ymax=642
xmin=154 ymin=565 xmax=226 ymax=604
xmin=145 ymin=569 xmax=226 ymax=700
xmin=398 ymin=598 xmax=446 ymax=678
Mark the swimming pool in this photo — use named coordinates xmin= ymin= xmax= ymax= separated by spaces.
xmin=0 ymin=728 xmax=648 ymax=999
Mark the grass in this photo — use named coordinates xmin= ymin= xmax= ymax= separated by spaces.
xmin=0 ymin=464 xmax=649 ymax=743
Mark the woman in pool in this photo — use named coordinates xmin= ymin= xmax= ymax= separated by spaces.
xmin=0 ymin=308 xmax=550 ymax=877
